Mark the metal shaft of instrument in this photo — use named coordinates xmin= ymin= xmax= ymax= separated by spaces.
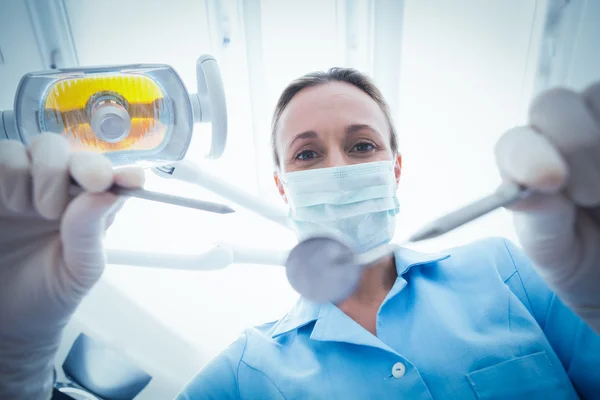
xmin=350 ymin=184 xmax=535 ymax=270
xmin=68 ymin=183 xmax=235 ymax=214
xmin=408 ymin=184 xmax=534 ymax=242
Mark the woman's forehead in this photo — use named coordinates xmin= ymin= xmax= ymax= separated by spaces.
xmin=277 ymin=82 xmax=387 ymax=136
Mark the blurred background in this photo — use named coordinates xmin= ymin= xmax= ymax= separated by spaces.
xmin=1 ymin=0 xmax=599 ymax=398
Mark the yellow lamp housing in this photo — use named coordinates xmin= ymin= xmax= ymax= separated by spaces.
xmin=12 ymin=64 xmax=193 ymax=166
xmin=2 ymin=55 xmax=227 ymax=166
xmin=42 ymin=73 xmax=170 ymax=153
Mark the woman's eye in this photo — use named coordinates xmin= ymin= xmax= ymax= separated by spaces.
xmin=295 ymin=150 xmax=318 ymax=161
xmin=352 ymin=142 xmax=376 ymax=152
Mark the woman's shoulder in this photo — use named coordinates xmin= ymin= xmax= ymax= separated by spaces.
xmin=436 ymin=236 xmax=524 ymax=281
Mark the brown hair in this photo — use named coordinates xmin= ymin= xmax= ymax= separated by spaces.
xmin=271 ymin=67 xmax=398 ymax=168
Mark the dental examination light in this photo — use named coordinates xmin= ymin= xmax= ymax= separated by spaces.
xmin=1 ymin=55 xmax=227 ymax=162
xmin=1 ymin=55 xmax=230 ymax=213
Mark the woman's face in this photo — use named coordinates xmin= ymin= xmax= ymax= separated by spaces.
xmin=274 ymin=81 xmax=402 ymax=201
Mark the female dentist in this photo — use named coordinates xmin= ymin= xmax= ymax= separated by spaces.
xmin=0 ymin=69 xmax=599 ymax=399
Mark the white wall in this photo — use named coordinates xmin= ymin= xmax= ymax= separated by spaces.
xmin=562 ymin=0 xmax=600 ymax=90
xmin=392 ymin=0 xmax=538 ymax=251
xmin=0 ymin=1 xmax=44 ymax=110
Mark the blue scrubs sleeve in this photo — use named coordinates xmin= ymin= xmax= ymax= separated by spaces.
xmin=175 ymin=334 xmax=246 ymax=400
xmin=502 ymin=239 xmax=600 ymax=399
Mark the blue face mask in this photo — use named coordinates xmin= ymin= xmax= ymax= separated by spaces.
xmin=280 ymin=161 xmax=400 ymax=252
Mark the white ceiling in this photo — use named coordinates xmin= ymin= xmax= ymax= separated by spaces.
xmin=0 ymin=1 xmax=44 ymax=110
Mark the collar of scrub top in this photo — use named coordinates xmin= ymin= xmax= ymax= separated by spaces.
xmin=270 ymin=247 xmax=451 ymax=341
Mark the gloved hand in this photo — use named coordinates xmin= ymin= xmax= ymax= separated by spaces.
xmin=495 ymin=83 xmax=600 ymax=334
xmin=0 ymin=134 xmax=144 ymax=400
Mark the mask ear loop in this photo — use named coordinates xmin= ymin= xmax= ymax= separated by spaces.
xmin=392 ymin=151 xmax=403 ymax=186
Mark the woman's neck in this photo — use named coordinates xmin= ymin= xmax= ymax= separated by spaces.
xmin=336 ymin=254 xmax=398 ymax=334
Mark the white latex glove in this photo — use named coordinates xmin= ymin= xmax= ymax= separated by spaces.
xmin=495 ymin=83 xmax=600 ymax=333
xmin=0 ymin=134 xmax=144 ymax=399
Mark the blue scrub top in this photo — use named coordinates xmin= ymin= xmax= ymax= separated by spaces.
xmin=177 ymin=238 xmax=600 ymax=399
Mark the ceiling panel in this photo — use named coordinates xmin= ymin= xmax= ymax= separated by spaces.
xmin=252 ymin=0 xmax=342 ymax=197
xmin=563 ymin=0 xmax=600 ymax=90
xmin=260 ymin=0 xmax=341 ymax=104
xmin=64 ymin=0 xmax=213 ymax=89
xmin=0 ymin=1 xmax=44 ymax=110
xmin=395 ymin=0 xmax=538 ymax=248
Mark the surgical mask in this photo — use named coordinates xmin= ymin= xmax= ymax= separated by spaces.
xmin=281 ymin=160 xmax=400 ymax=252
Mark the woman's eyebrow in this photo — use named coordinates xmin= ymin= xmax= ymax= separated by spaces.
xmin=345 ymin=124 xmax=381 ymax=137
xmin=287 ymin=130 xmax=318 ymax=150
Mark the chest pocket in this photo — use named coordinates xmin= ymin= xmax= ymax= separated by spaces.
xmin=466 ymin=351 xmax=577 ymax=400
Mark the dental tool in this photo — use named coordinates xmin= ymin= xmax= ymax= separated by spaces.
xmin=68 ymin=182 xmax=236 ymax=214
xmin=285 ymin=236 xmax=398 ymax=303
xmin=407 ymin=182 xmax=534 ymax=242
xmin=154 ymin=159 xmax=294 ymax=230
xmin=107 ymin=243 xmax=288 ymax=270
